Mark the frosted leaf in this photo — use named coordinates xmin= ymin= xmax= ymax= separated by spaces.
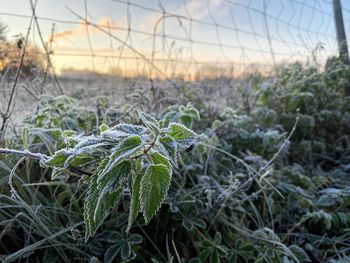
xmin=127 ymin=171 xmax=142 ymax=232
xmin=140 ymin=164 xmax=172 ymax=224
xmin=102 ymin=124 xmax=146 ymax=141
xmin=98 ymin=135 xmax=143 ymax=182
xmin=166 ymin=122 xmax=198 ymax=149
xmin=161 ymin=111 xmax=180 ymax=127
xmin=155 ymin=136 xmax=177 ymax=166
xmin=139 ymin=111 xmax=160 ymax=135
xmin=84 ymin=159 xmax=132 ymax=240
xmin=63 ymin=136 xmax=111 ymax=168
xmin=45 ymin=149 xmax=71 ymax=167
xmin=149 ymin=151 xmax=171 ymax=168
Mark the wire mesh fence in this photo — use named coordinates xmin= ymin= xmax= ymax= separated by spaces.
xmin=1 ymin=0 xmax=349 ymax=78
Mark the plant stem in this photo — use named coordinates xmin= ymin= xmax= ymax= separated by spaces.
xmin=0 ymin=9 xmax=35 ymax=143
xmin=0 ymin=148 xmax=92 ymax=176
xmin=0 ymin=148 xmax=47 ymax=160
xmin=131 ymin=136 xmax=157 ymax=160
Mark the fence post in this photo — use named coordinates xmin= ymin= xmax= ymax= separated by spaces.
xmin=333 ymin=0 xmax=350 ymax=64
xmin=332 ymin=0 xmax=350 ymax=95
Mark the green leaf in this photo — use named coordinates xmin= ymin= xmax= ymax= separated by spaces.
xmin=216 ymin=247 xmax=228 ymax=257
xmin=44 ymin=128 xmax=62 ymax=140
xmin=166 ymin=122 xmax=198 ymax=148
xmin=71 ymin=136 xmax=107 ymax=151
xmin=98 ymin=135 xmax=142 ymax=182
xmin=190 ymin=218 xmax=206 ymax=229
xmin=94 ymin=160 xmax=132 ymax=221
xmin=184 ymin=106 xmax=200 ymax=120
xmin=84 ymin=159 xmax=132 ymax=240
xmin=213 ymin=232 xmax=222 ymax=245
xmin=45 ymin=149 xmax=69 ymax=167
xmin=156 ymin=136 xmax=178 ymax=166
xmin=210 ymin=250 xmax=219 ymax=263
xmin=120 ymin=242 xmax=132 ymax=260
xmin=199 ymin=248 xmax=211 ymax=262
xmin=139 ymin=111 xmax=160 ymax=135
xmin=100 ymin=123 xmax=109 ymax=132
xmin=182 ymin=219 xmax=194 ymax=231
xmin=84 ymin=175 xmax=104 ymax=240
xmin=161 ymin=111 xmax=179 ymax=127
xmin=180 ymin=114 xmax=193 ymax=127
xmin=102 ymin=124 xmax=146 ymax=140
xmin=63 ymin=130 xmax=77 ymax=137
xmin=22 ymin=127 xmax=29 ymax=149
xmin=127 ymin=172 xmax=142 ymax=232
xmin=150 ymin=151 xmax=171 ymax=168
xmin=90 ymin=257 xmax=100 ymax=263
xmin=288 ymin=245 xmax=310 ymax=262
xmin=106 ymin=232 xmax=123 ymax=243
xmin=62 ymin=136 xmax=110 ymax=168
xmin=140 ymin=164 xmax=172 ymax=224
xmin=128 ymin=234 xmax=143 ymax=244
xmin=104 ymin=244 xmax=122 ymax=263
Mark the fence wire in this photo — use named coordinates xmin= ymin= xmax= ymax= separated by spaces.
xmin=0 ymin=0 xmax=348 ymax=81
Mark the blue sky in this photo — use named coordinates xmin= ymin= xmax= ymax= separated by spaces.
xmin=1 ymin=0 xmax=350 ymax=76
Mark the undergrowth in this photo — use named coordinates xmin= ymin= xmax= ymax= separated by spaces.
xmin=0 ymin=59 xmax=350 ymax=262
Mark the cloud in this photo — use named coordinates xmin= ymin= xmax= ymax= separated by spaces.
xmin=51 ymin=17 xmax=122 ymax=42
xmin=184 ymin=0 xmax=226 ymax=20
xmin=139 ymin=0 xmax=224 ymax=32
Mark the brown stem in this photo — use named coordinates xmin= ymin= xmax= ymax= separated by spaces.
xmin=130 ymin=136 xmax=157 ymax=160
xmin=0 ymin=12 xmax=35 ymax=143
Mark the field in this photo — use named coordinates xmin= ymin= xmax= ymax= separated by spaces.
xmin=0 ymin=59 xmax=350 ymax=263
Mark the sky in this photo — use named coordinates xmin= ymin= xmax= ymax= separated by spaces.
xmin=1 ymin=0 xmax=350 ymax=77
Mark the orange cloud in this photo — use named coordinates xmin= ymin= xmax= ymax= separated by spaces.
xmin=51 ymin=17 xmax=122 ymax=42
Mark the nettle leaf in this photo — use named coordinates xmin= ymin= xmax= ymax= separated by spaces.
xmin=184 ymin=106 xmax=200 ymax=120
xmin=95 ymin=160 xmax=132 ymax=221
xmin=104 ymin=232 xmax=142 ymax=263
xmin=73 ymin=136 xmax=107 ymax=150
xmin=139 ymin=111 xmax=160 ymax=135
xmin=166 ymin=122 xmax=198 ymax=148
xmin=288 ymin=245 xmax=310 ymax=262
xmin=63 ymin=137 xmax=111 ymax=168
xmin=116 ymin=124 xmax=146 ymax=135
xmin=55 ymin=136 xmax=108 ymax=164
xmin=161 ymin=111 xmax=180 ymax=127
xmin=180 ymin=114 xmax=193 ymax=127
xmin=45 ymin=149 xmax=70 ymax=167
xmin=98 ymin=135 xmax=142 ymax=181
xmin=127 ymin=171 xmax=142 ymax=232
xmin=156 ymin=135 xmax=178 ymax=166
xmin=140 ymin=164 xmax=172 ymax=224
xmin=104 ymin=244 xmax=122 ymax=263
xmin=121 ymin=242 xmax=132 ymax=261
xmin=102 ymin=124 xmax=146 ymax=141
xmin=150 ymin=151 xmax=171 ymax=167
xmin=84 ymin=159 xmax=132 ymax=240
xmin=99 ymin=123 xmax=109 ymax=132
xmin=46 ymin=109 xmax=198 ymax=242
xmin=84 ymin=175 xmax=105 ymax=240
xmin=128 ymin=234 xmax=143 ymax=244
